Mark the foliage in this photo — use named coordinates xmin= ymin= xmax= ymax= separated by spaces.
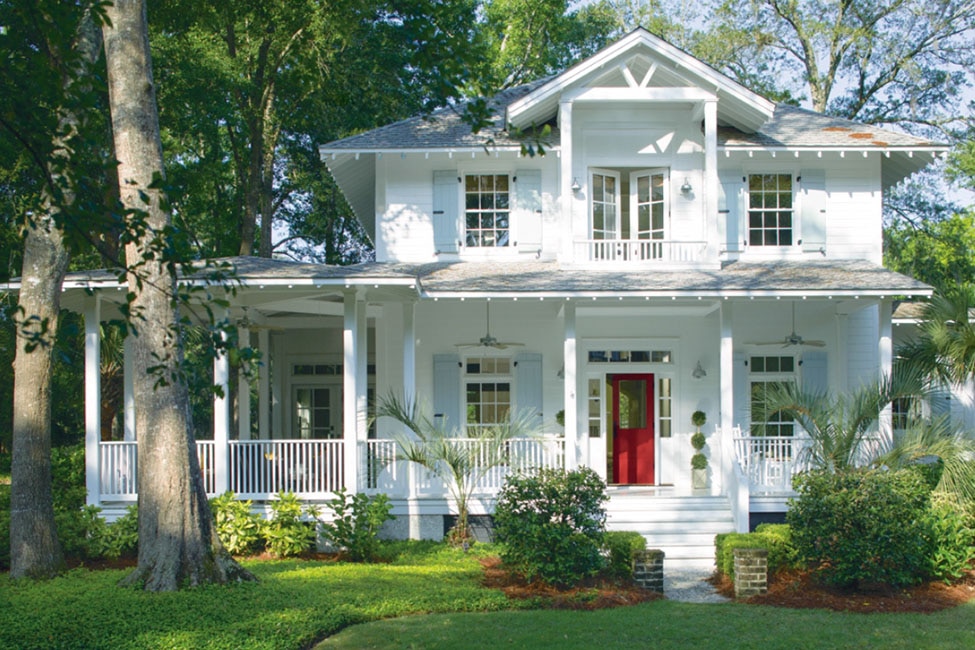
xmin=320 ymin=488 xmax=394 ymax=562
xmin=494 ymin=467 xmax=608 ymax=587
xmin=378 ymin=394 xmax=541 ymax=544
xmin=884 ymin=213 xmax=975 ymax=292
xmin=602 ymin=530 xmax=646 ymax=579
xmin=876 ymin=419 xmax=975 ymax=507
xmin=788 ymin=468 xmax=935 ymax=589
xmin=210 ymin=492 xmax=263 ymax=556
xmin=262 ymin=492 xmax=320 ymax=558
xmin=691 ymin=410 xmax=707 ymax=429
xmin=755 ymin=372 xmax=923 ymax=472
xmin=926 ymin=499 xmax=975 ymax=583
xmin=690 ymin=431 xmax=706 ymax=451
xmin=691 ymin=453 xmax=709 ymax=471
xmin=100 ymin=505 xmax=139 ymax=560
xmin=897 ymin=287 xmax=975 ymax=387
xmin=714 ymin=523 xmax=798 ymax=579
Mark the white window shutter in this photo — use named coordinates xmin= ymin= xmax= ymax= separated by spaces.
xmin=514 ymin=352 xmax=543 ymax=427
xmin=433 ymin=353 xmax=461 ymax=431
xmin=515 ymin=170 xmax=542 ymax=249
xmin=719 ymin=171 xmax=743 ymax=252
xmin=733 ymin=351 xmax=749 ymax=429
xmin=433 ymin=171 xmax=459 ymax=253
xmin=799 ymin=169 xmax=827 ymax=253
xmin=801 ymin=351 xmax=828 ymax=394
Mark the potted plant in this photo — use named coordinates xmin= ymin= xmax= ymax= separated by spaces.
xmin=690 ymin=411 xmax=708 ymax=489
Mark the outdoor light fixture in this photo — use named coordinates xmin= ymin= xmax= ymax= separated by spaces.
xmin=571 ymin=177 xmax=581 ymax=192
xmin=681 ymin=177 xmax=693 ymax=195
xmin=692 ymin=361 xmax=707 ymax=379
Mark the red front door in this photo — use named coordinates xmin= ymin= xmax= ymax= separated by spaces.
xmin=611 ymin=374 xmax=655 ymax=485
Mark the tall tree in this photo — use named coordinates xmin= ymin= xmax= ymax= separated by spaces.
xmin=151 ymin=0 xmax=481 ymax=260
xmin=708 ymin=0 xmax=975 ymax=130
xmin=101 ymin=0 xmax=253 ymax=590
xmin=884 ymin=212 xmax=975 ymax=292
xmin=2 ymin=0 xmax=106 ymax=580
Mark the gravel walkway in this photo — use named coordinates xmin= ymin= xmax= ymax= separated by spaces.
xmin=664 ymin=567 xmax=730 ymax=603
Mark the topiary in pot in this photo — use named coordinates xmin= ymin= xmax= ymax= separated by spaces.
xmin=690 ymin=412 xmax=709 ymax=489
xmin=691 ymin=410 xmax=707 ymax=432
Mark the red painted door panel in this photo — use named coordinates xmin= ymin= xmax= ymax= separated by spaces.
xmin=611 ymin=374 xmax=655 ymax=485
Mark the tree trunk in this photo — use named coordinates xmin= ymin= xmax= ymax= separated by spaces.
xmin=102 ymin=0 xmax=254 ymax=591
xmin=8 ymin=6 xmax=104 ymax=580
xmin=9 ymin=221 xmax=69 ymax=579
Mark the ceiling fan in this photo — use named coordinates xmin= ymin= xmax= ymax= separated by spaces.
xmin=456 ymin=302 xmax=524 ymax=350
xmin=748 ymin=303 xmax=826 ymax=348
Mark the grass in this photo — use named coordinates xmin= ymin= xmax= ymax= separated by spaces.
xmin=0 ymin=542 xmax=523 ymax=650
xmin=1 ymin=539 xmax=973 ymax=650
xmin=320 ymin=600 xmax=975 ymax=650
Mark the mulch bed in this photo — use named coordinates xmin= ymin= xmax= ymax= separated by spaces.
xmin=711 ymin=568 xmax=975 ymax=613
xmin=478 ymin=556 xmax=661 ymax=610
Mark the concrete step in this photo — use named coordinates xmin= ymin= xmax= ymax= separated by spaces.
xmin=604 ymin=493 xmax=734 ymax=571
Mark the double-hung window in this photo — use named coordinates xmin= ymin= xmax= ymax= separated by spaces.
xmin=465 ymin=174 xmax=510 ymax=247
xmin=749 ymin=355 xmax=796 ymax=440
xmin=748 ymin=173 xmax=794 ymax=247
xmin=464 ymin=356 xmax=511 ymax=432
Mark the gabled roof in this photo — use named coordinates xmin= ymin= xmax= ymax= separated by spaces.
xmin=504 ymin=27 xmax=775 ymax=133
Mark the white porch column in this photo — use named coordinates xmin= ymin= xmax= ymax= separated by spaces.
xmin=878 ymin=299 xmax=894 ymax=446
xmin=238 ymin=325 xmax=251 ymax=440
xmin=704 ymin=99 xmax=719 ymax=259
xmin=84 ymin=295 xmax=101 ymax=506
xmin=719 ymin=301 xmax=735 ymax=494
xmin=343 ymin=289 xmax=360 ymax=491
xmin=403 ymin=301 xmax=416 ymax=401
xmin=213 ymin=325 xmax=231 ymax=495
xmin=563 ymin=300 xmax=578 ymax=469
xmin=559 ymin=100 xmax=573 ymax=260
xmin=258 ymin=328 xmax=270 ymax=439
xmin=356 ymin=296 xmax=369 ymax=443
xmin=719 ymin=301 xmax=735 ymax=434
xmin=123 ymin=334 xmax=135 ymax=441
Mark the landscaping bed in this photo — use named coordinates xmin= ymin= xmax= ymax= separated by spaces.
xmin=478 ymin=555 xmax=660 ymax=609
xmin=712 ymin=568 xmax=975 ymax=613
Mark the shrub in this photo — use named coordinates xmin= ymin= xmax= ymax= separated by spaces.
xmin=100 ymin=505 xmax=139 ymax=559
xmin=690 ymin=431 xmax=706 ymax=451
xmin=603 ymin=531 xmax=646 ymax=579
xmin=714 ymin=523 xmax=798 ymax=579
xmin=788 ymin=468 xmax=933 ymax=589
xmin=320 ymin=488 xmax=394 ymax=562
xmin=494 ymin=467 xmax=608 ymax=587
xmin=691 ymin=453 xmax=708 ymax=470
xmin=211 ymin=492 xmax=262 ymax=555
xmin=926 ymin=499 xmax=975 ymax=583
xmin=263 ymin=492 xmax=320 ymax=558
xmin=56 ymin=505 xmax=108 ymax=560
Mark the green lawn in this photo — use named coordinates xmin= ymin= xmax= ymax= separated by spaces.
xmin=0 ymin=540 xmax=973 ymax=650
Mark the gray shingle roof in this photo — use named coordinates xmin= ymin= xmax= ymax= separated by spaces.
xmin=719 ymin=104 xmax=938 ymax=148
xmin=42 ymin=257 xmax=929 ymax=298
xmin=321 ymin=79 xmax=558 ymax=151
xmin=320 ymin=86 xmax=940 ymax=152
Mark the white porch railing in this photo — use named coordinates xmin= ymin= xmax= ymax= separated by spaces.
xmin=98 ymin=440 xmax=218 ymax=501
xmin=575 ymin=239 xmax=706 ymax=264
xmin=363 ymin=436 xmax=566 ymax=497
xmin=228 ymin=440 xmax=344 ymax=499
xmin=99 ymin=436 xmax=564 ymax=502
xmin=99 ymin=441 xmax=138 ymax=500
xmin=733 ymin=433 xmax=813 ymax=494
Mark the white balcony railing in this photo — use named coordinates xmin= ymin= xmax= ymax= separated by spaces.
xmin=575 ymin=239 xmax=707 ymax=264
xmin=732 ymin=433 xmax=812 ymax=494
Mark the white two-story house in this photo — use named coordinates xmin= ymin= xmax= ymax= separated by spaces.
xmin=34 ymin=29 xmax=944 ymax=567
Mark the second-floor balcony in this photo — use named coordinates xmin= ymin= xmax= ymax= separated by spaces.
xmin=575 ymin=238 xmax=708 ymax=266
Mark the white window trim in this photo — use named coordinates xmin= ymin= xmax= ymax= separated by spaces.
xmin=456 ymin=169 xmax=517 ymax=257
xmin=740 ymin=167 xmax=802 ymax=259
xmin=461 ymin=353 xmax=515 ymax=433
xmin=748 ymin=354 xmax=798 ymax=437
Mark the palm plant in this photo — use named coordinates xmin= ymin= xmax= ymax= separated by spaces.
xmin=897 ymin=286 xmax=975 ymax=386
xmin=376 ymin=394 xmax=541 ymax=544
xmin=754 ymin=370 xmax=925 ymax=473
